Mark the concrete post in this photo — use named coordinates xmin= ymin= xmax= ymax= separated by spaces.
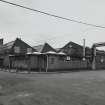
xmin=83 ymin=39 xmax=86 ymax=60
xmin=92 ymin=47 xmax=96 ymax=70
xmin=46 ymin=55 xmax=48 ymax=72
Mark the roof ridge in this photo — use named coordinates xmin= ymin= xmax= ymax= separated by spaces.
xmin=3 ymin=40 xmax=15 ymax=45
xmin=61 ymin=41 xmax=81 ymax=49
xmin=41 ymin=43 xmax=46 ymax=52
xmin=33 ymin=44 xmax=43 ymax=47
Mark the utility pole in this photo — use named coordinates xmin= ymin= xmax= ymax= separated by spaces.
xmin=83 ymin=39 xmax=86 ymax=61
xmin=46 ymin=55 xmax=48 ymax=72
xmin=92 ymin=47 xmax=96 ymax=70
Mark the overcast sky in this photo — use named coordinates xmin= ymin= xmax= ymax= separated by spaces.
xmin=0 ymin=0 xmax=105 ymax=49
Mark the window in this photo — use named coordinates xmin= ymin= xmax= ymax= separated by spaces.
xmin=14 ymin=46 xmax=20 ymax=53
xmin=27 ymin=48 xmax=32 ymax=53
xmin=66 ymin=56 xmax=71 ymax=61
xmin=69 ymin=45 xmax=72 ymax=48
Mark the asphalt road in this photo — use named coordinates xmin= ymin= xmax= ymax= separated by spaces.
xmin=0 ymin=70 xmax=105 ymax=105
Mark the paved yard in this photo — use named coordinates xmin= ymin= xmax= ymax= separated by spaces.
xmin=0 ymin=70 xmax=105 ymax=105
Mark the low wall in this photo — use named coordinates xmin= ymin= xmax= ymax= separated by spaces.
xmin=12 ymin=60 xmax=28 ymax=69
xmin=96 ymin=62 xmax=105 ymax=69
xmin=47 ymin=55 xmax=89 ymax=71
xmin=11 ymin=55 xmax=40 ymax=70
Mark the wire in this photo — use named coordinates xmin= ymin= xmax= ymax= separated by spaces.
xmin=0 ymin=0 xmax=105 ymax=28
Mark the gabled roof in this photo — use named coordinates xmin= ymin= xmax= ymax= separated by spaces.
xmin=60 ymin=41 xmax=92 ymax=57
xmin=55 ymin=48 xmax=61 ymax=52
xmin=0 ymin=38 xmax=36 ymax=54
xmin=0 ymin=40 xmax=15 ymax=54
xmin=14 ymin=38 xmax=35 ymax=51
xmin=59 ymin=41 xmax=82 ymax=56
xmin=33 ymin=44 xmax=44 ymax=52
xmin=61 ymin=41 xmax=83 ymax=50
xmin=2 ymin=41 xmax=15 ymax=50
xmin=33 ymin=43 xmax=56 ymax=53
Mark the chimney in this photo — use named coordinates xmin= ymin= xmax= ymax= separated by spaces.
xmin=0 ymin=38 xmax=3 ymax=46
